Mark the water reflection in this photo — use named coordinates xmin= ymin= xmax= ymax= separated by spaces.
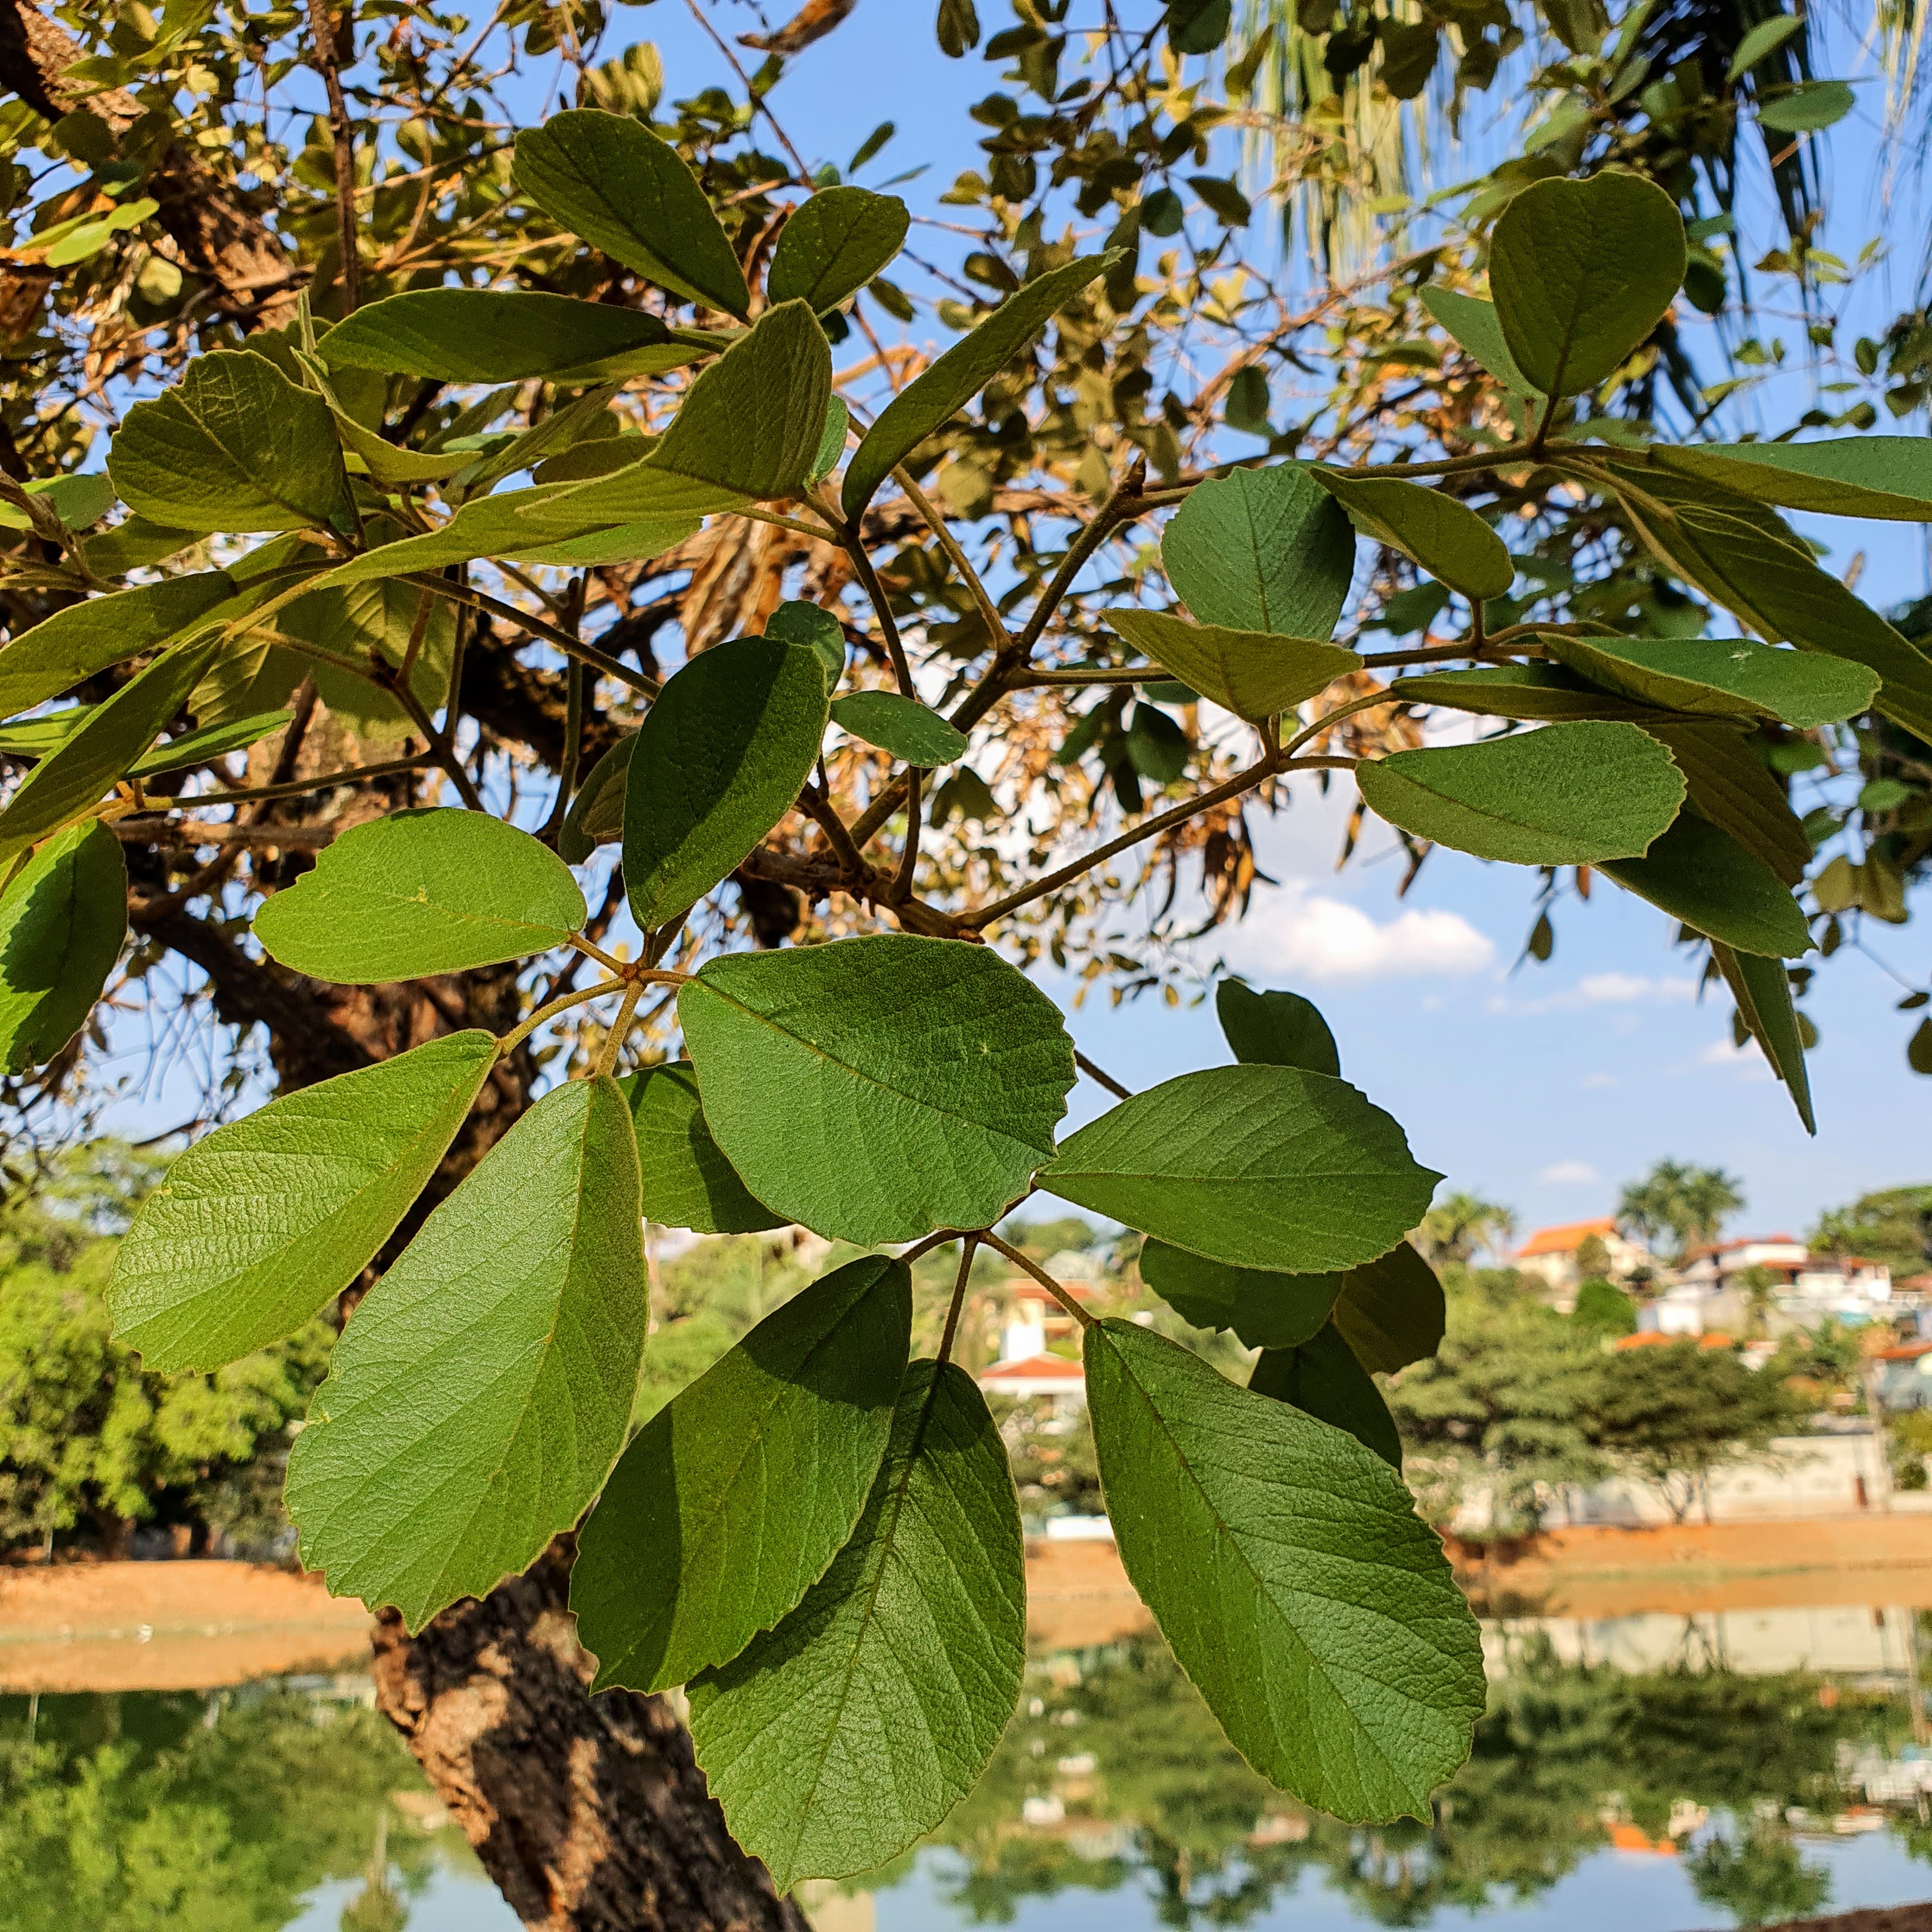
xmin=4 ymin=1613 xmax=1932 ymax=1930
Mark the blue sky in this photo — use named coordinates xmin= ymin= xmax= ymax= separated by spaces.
xmin=86 ymin=1 xmax=1932 ymax=1242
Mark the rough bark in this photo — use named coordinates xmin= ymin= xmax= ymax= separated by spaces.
xmin=0 ymin=0 xmax=303 ymax=324
xmin=371 ymin=1543 xmax=809 ymax=1932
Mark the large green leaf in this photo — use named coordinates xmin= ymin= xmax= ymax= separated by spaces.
xmin=1085 ymin=1319 xmax=1482 ymax=1820
xmin=1489 ymin=172 xmax=1685 ymax=397
xmin=1392 ymin=662 xmax=1659 ymax=723
xmin=321 ymin=290 xmax=680 ymax=383
xmin=286 ymin=1075 xmax=647 ymax=1630
xmin=518 ymin=302 xmax=834 ymax=532
xmin=1139 ymin=1238 xmax=1338 ymax=1349
xmin=0 ymin=630 xmax=224 ymax=871
xmin=1314 ymin=472 xmax=1513 ymax=601
xmin=1637 ymin=719 xmax=1811 ymax=887
xmin=687 ymin=1360 xmax=1025 ymax=1888
xmin=1106 ymin=610 xmax=1359 ymax=720
xmin=623 ymin=636 xmax=828 ymax=931
xmin=1043 ymin=1066 xmax=1440 ymax=1273
xmin=107 ymin=351 xmax=353 ymax=534
xmin=1649 ymin=437 xmax=1932 ymax=523
xmin=0 ymin=572 xmax=233 ymax=719
xmin=618 ymin=1060 xmax=783 ymax=1234
xmin=1418 ymin=289 xmax=1543 ymax=403
xmin=0 ymin=820 xmax=126 ymax=1075
xmin=512 ymin=110 xmax=751 ymax=318
xmin=1161 ymin=463 xmax=1355 ymax=641
xmin=1215 ymin=979 xmax=1340 ymax=1076
xmin=256 ymin=809 xmax=585 ymax=983
xmin=831 ymin=691 xmax=969 ymax=765
xmin=843 ymin=254 xmax=1114 ymax=517
xmin=769 ymin=188 xmax=911 ymax=312
xmin=1546 ymin=634 xmax=1877 ymax=730
xmin=1356 ymin=721 xmax=1685 ymax=864
xmin=1330 ymin=1242 xmax=1445 ymax=1374
xmin=109 ymin=1029 xmax=500 ymax=1371
xmin=1599 ymin=811 xmax=1813 ymax=957
xmin=572 ymin=1255 xmax=911 ymax=1694
xmin=1250 ymin=1324 xmax=1402 ymax=1468
xmin=680 ymin=935 xmax=1074 ymax=1245
xmin=1712 ymin=942 xmax=1815 ymax=1135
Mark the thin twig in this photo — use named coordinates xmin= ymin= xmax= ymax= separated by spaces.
xmin=305 ymin=0 xmax=362 ymax=310
xmin=936 ymin=1236 xmax=980 ymax=1368
xmin=889 ymin=769 xmax=923 ymax=902
xmin=593 ymin=979 xmax=645 ymax=1078
xmin=1074 ymin=1050 xmax=1131 ymax=1099
xmin=499 ymin=978 xmax=625 ymax=1054
xmin=979 ymin=1232 xmax=1094 ymax=1330
xmin=894 ymin=466 xmax=1009 ymax=648
xmin=411 ymin=576 xmax=659 ymax=695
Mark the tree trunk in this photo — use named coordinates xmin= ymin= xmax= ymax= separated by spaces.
xmin=371 ymin=1544 xmax=808 ymax=1932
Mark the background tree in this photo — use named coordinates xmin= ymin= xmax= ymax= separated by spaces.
xmin=1570 ymin=1275 xmax=1636 ymax=1336
xmin=1617 ymin=1159 xmax=1747 ymax=1266
xmin=1811 ymin=1185 xmax=1932 ymax=1279
xmin=1418 ymin=1193 xmax=1518 ymax=1269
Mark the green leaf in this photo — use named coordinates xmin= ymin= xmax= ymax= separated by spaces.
xmin=1169 ymin=0 xmax=1232 ymax=54
xmin=132 ymin=709 xmax=291 ymax=778
xmin=1330 ymin=1241 xmax=1445 ymax=1374
xmin=810 ymin=397 xmax=849 ymax=484
xmin=1727 ymin=13 xmax=1803 ymax=79
xmin=1250 ymin=1323 xmax=1402 ymax=1469
xmin=1105 ymin=610 xmax=1359 ymax=720
xmin=1757 ymin=79 xmax=1853 ymax=132
xmin=320 ymin=290 xmax=680 ymax=383
xmin=680 ymin=934 xmax=1074 ymax=1245
xmin=517 ymin=302 xmax=834 ymax=532
xmin=1314 ymin=471 xmax=1514 ymax=601
xmin=1043 ymin=1066 xmax=1440 ymax=1273
xmin=573 ymin=1255 xmax=911 ymax=1693
xmin=843 ymin=254 xmax=1115 ymax=517
xmin=1637 ymin=719 xmax=1811 ymax=887
xmin=107 ymin=351 xmax=353 ymax=534
xmin=1712 ymin=942 xmax=1815 ymax=1135
xmin=328 ymin=405 xmax=468 ymax=487
xmin=1650 ymin=438 xmax=1932 ymax=523
xmin=831 ymin=691 xmax=969 ymax=765
xmin=0 ymin=572 xmax=234 ymax=719
xmin=618 ymin=1060 xmax=784 ymax=1234
xmin=108 ymin=1029 xmax=500 ymax=1372
xmin=1392 ymin=661 xmax=1658 ymax=723
xmin=79 ymin=515 xmax=199 ymax=579
xmin=512 ymin=109 xmax=752 ymax=319
xmin=623 ymin=636 xmax=828 ymax=931
xmin=687 ymin=1360 xmax=1025 ymax=1888
xmin=1547 ymin=634 xmax=1876 ymax=730
xmin=1140 ymin=1238 xmax=1338 ymax=1349
xmin=1215 ymin=979 xmax=1340 ymax=1075
xmin=767 ymin=599 xmax=846 ymax=684
xmin=1161 ymin=463 xmax=1356 ymax=641
xmin=1358 ymin=721 xmax=1685 ymax=865
xmin=769 ymin=188 xmax=911 ymax=312
xmin=1599 ymin=811 xmax=1813 ymax=956
xmin=0 ymin=629 xmax=224 ymax=871
xmin=1418 ymin=289 xmax=1544 ymax=402
xmin=0 ymin=820 xmax=126 ymax=1075
xmin=1084 ymin=1319 xmax=1482 ymax=1820
xmin=255 ymin=809 xmax=586 ymax=983
xmin=1490 ymin=173 xmax=1686 ymax=396
xmin=558 ymin=731 xmax=634 ymax=865
xmin=286 ymin=1075 xmax=647 ymax=1630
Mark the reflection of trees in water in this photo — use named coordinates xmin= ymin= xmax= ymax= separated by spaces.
xmin=0 ymin=1683 xmax=474 ymax=1931
xmin=917 ymin=1636 xmax=1908 ymax=1928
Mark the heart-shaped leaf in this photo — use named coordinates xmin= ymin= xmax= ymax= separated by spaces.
xmin=109 ymin=1029 xmax=501 ymax=1370
xmin=255 ymin=809 xmax=586 ymax=983
xmin=573 ymin=1254 xmax=911 ymax=1693
xmin=1107 ymin=609 xmax=1360 ymax=719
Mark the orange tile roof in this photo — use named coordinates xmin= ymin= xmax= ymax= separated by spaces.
xmin=981 ymin=1353 xmax=1085 ymax=1383
xmin=1517 ymin=1217 xmax=1616 ymax=1259
xmin=1612 ymin=1330 xmax=1736 ymax=1351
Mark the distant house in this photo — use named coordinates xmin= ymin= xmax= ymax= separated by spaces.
xmin=1513 ymin=1217 xmax=1650 ymax=1308
xmin=979 ymin=1353 xmax=1087 ymax=1408
xmin=977 ymin=1268 xmax=1100 ymax=1412
xmin=1874 ymin=1338 xmax=1932 ymax=1412
xmin=1639 ymin=1236 xmax=1894 ymax=1337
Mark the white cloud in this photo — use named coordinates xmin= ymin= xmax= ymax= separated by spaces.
xmin=1580 ymin=1072 xmax=1621 ymax=1091
xmin=1494 ymin=972 xmax=1698 ymax=1016
xmin=1697 ymin=1036 xmax=1774 ymax=1080
xmin=1538 ymin=1160 xmax=1599 ymax=1184
xmin=1209 ymin=885 xmax=1494 ymax=983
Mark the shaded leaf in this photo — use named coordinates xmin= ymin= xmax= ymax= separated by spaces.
xmin=1330 ymin=1242 xmax=1445 ymax=1374
xmin=256 ymin=809 xmax=585 ymax=982
xmin=1043 ymin=1066 xmax=1440 ymax=1273
xmin=573 ymin=1254 xmax=910 ymax=1692
xmin=286 ymin=1076 xmax=647 ymax=1630
xmin=769 ymin=188 xmax=911 ymax=312
xmin=767 ymin=599 xmax=846 ymax=683
xmin=1712 ymin=942 xmax=1815 ymax=1135
xmin=559 ymin=732 xmax=635 ymax=865
xmin=1599 ymin=810 xmax=1813 ymax=956
xmin=1392 ymin=661 xmax=1660 ymax=723
xmin=1215 ymin=979 xmax=1340 ymax=1076
xmin=109 ymin=1029 xmax=500 ymax=1371
xmin=0 ymin=572 xmax=233 ymax=719
xmin=1636 ymin=719 xmax=1811 ymax=886
xmin=618 ymin=1060 xmax=784 ymax=1234
xmin=0 ymin=820 xmax=126 ymax=1075
xmin=687 ymin=1361 xmax=1024 ymax=1887
xmin=1419 ymin=289 xmax=1543 ymax=402
xmin=1250 ymin=1323 xmax=1402 ymax=1468
xmin=1107 ymin=610 xmax=1359 ymax=720
xmin=321 ymin=290 xmax=680 ymax=383
xmin=1649 ymin=437 xmax=1932 ymax=523
xmin=1085 ymin=1319 xmax=1483 ymax=1820
xmin=680 ymin=934 xmax=1074 ymax=1245
xmin=1357 ymin=721 xmax=1685 ymax=864
xmin=1314 ymin=471 xmax=1514 ymax=601
xmin=1139 ymin=1238 xmax=1338 ymax=1349
xmin=1162 ymin=463 xmax=1355 ymax=641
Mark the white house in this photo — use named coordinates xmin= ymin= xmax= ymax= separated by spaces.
xmin=1513 ymin=1217 xmax=1650 ymax=1307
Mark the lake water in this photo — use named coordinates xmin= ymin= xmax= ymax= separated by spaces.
xmin=7 ymin=1597 xmax=1932 ymax=1931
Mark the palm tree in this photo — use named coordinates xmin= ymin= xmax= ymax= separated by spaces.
xmin=1418 ymin=1192 xmax=1517 ymax=1267
xmin=1617 ymin=1160 xmax=1746 ymax=1266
